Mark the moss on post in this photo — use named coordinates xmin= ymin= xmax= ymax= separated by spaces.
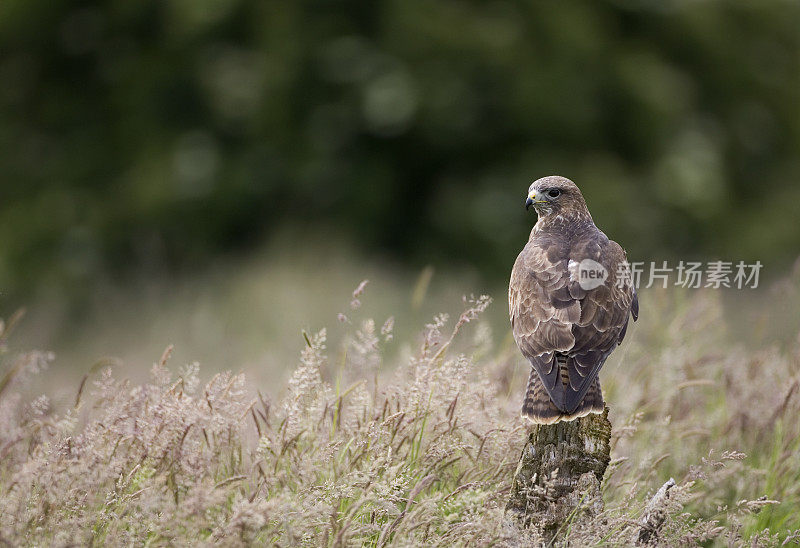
xmin=505 ymin=407 xmax=612 ymax=543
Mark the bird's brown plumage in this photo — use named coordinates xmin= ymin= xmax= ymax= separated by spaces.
xmin=509 ymin=176 xmax=638 ymax=424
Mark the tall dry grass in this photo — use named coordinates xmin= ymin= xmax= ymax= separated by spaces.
xmin=1 ymin=279 xmax=799 ymax=546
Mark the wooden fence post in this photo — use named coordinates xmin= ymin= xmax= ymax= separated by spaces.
xmin=505 ymin=407 xmax=612 ymax=543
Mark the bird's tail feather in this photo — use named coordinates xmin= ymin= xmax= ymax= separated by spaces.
xmin=522 ymin=367 xmax=604 ymax=424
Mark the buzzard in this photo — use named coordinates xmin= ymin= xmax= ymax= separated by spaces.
xmin=509 ymin=176 xmax=638 ymax=424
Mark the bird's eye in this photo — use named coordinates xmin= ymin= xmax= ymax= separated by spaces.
xmin=547 ymin=189 xmax=561 ymax=199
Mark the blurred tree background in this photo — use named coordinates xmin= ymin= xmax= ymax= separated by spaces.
xmin=1 ymin=0 xmax=799 ymax=307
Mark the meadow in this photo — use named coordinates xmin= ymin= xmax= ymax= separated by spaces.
xmin=2 ymin=266 xmax=800 ymax=546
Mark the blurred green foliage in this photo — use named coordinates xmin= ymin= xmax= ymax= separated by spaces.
xmin=1 ymin=0 xmax=798 ymax=298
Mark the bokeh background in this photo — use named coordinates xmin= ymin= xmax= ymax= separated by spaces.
xmin=1 ymin=0 xmax=799 ymax=386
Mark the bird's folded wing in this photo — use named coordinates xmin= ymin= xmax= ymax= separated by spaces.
xmin=509 ymin=243 xmax=577 ymax=411
xmin=564 ymin=242 xmax=637 ymax=412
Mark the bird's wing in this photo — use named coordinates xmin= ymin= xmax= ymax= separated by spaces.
xmin=509 ymin=237 xmax=579 ymax=411
xmin=564 ymin=238 xmax=637 ymax=413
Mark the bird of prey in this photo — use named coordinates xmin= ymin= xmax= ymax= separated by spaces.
xmin=509 ymin=176 xmax=638 ymax=424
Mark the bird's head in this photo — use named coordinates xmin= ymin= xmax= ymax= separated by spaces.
xmin=525 ymin=176 xmax=590 ymax=220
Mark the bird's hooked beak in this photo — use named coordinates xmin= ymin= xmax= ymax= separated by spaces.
xmin=525 ymin=190 xmax=546 ymax=210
